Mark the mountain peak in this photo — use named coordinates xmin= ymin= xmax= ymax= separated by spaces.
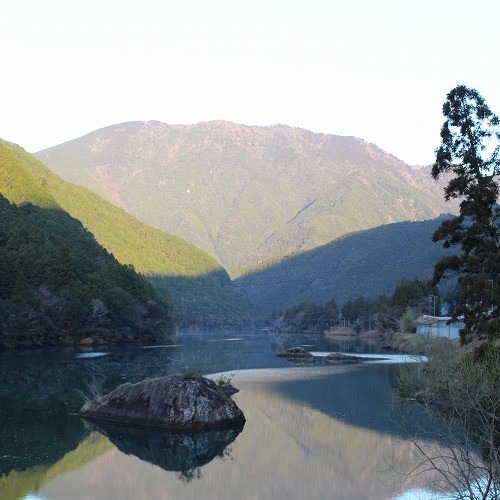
xmin=35 ymin=121 xmax=458 ymax=270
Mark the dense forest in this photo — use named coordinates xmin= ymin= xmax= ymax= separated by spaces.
xmin=273 ymin=277 xmax=443 ymax=334
xmin=1 ymin=140 xmax=252 ymax=328
xmin=0 ymin=194 xmax=175 ymax=347
xmin=0 ymin=145 xmax=175 ymax=347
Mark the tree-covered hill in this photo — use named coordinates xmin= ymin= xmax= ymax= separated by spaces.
xmin=235 ymin=217 xmax=456 ymax=318
xmin=0 ymin=145 xmax=175 ymax=347
xmin=35 ymin=120 xmax=459 ymax=271
xmin=2 ymin=141 xmax=252 ymax=328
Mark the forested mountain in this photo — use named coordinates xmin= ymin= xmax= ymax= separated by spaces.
xmin=2 ymin=141 xmax=251 ymax=328
xmin=0 ymin=144 xmax=175 ymax=347
xmin=235 ymin=217 xmax=455 ymax=317
xmin=36 ymin=120 xmax=459 ymax=271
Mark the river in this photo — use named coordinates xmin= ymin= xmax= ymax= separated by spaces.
xmin=0 ymin=330 xmax=446 ymax=499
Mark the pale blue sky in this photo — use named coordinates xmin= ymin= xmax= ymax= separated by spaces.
xmin=1 ymin=0 xmax=499 ymax=165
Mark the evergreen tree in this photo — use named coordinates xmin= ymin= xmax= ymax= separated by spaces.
xmin=322 ymin=298 xmax=339 ymax=329
xmin=431 ymin=85 xmax=500 ymax=343
xmin=391 ymin=278 xmax=439 ymax=316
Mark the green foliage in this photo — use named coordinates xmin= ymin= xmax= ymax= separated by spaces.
xmin=380 ymin=331 xmax=427 ymax=354
xmin=180 ymin=366 xmax=203 ymax=380
xmin=277 ymin=299 xmax=339 ymax=333
xmin=341 ymin=295 xmax=384 ymax=326
xmin=395 ymin=340 xmax=500 ymax=498
xmin=400 ymin=307 xmax=416 ymax=333
xmin=431 ymin=85 xmax=500 ymax=343
xmin=1 ymin=140 xmax=252 ymax=328
xmin=0 ymin=143 xmax=176 ymax=347
xmin=278 ymin=277 xmax=438 ymax=336
xmin=0 ymin=145 xmax=59 ymax=210
xmin=390 ymin=278 xmax=440 ymax=317
xmin=215 ymin=374 xmax=233 ymax=387
xmin=0 ymin=193 xmax=176 ymax=347
xmin=378 ymin=278 xmax=440 ymax=333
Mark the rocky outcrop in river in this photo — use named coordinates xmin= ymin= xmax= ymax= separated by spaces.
xmin=79 ymin=374 xmax=245 ymax=430
xmin=326 ymin=352 xmax=362 ymax=363
xmin=276 ymin=347 xmax=315 ymax=362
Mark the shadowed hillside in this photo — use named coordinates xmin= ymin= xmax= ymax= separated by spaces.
xmin=235 ymin=217 xmax=455 ymax=317
xmin=35 ymin=121 xmax=458 ymax=271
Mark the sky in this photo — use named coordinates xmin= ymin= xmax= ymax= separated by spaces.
xmin=1 ymin=0 xmax=499 ymax=166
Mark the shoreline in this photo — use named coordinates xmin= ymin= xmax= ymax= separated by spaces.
xmin=207 ymin=352 xmax=427 ymax=383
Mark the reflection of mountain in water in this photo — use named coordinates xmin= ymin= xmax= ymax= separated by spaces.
xmin=0 ymin=432 xmax=112 ymax=500
xmin=0 ymin=336 xmax=447 ymax=499
xmin=0 ymin=346 xmax=174 ymax=475
xmin=86 ymin=421 xmax=243 ymax=473
xmin=269 ymin=364 xmax=421 ymax=436
xmin=31 ymin=376 xmax=449 ymax=500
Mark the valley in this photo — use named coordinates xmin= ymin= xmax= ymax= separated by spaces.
xmin=36 ymin=120 xmax=458 ymax=272
xmin=1 ymin=120 xmax=461 ymax=333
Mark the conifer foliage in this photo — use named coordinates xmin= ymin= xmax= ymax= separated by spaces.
xmin=0 ymin=195 xmax=175 ymax=347
xmin=0 ymin=144 xmax=176 ymax=347
xmin=432 ymin=85 xmax=500 ymax=342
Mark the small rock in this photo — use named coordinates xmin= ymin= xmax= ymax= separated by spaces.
xmin=277 ymin=347 xmax=315 ymax=361
xmin=326 ymin=352 xmax=362 ymax=363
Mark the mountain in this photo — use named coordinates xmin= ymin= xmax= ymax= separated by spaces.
xmin=2 ymin=141 xmax=251 ymax=328
xmin=36 ymin=120 xmax=459 ymax=272
xmin=235 ymin=217 xmax=455 ymax=317
xmin=0 ymin=143 xmax=175 ymax=346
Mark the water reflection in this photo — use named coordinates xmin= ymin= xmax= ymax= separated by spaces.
xmin=270 ymin=364 xmax=407 ymax=435
xmin=27 ymin=370 xmax=445 ymax=500
xmin=84 ymin=420 xmax=243 ymax=475
xmin=0 ymin=332 xmax=448 ymax=499
xmin=0 ymin=346 xmax=175 ymax=476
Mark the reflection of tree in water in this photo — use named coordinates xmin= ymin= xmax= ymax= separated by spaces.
xmin=0 ymin=347 xmax=173 ymax=474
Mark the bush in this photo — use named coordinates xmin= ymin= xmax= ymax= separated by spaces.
xmin=395 ymin=340 xmax=500 ymax=499
xmin=180 ymin=367 xmax=203 ymax=380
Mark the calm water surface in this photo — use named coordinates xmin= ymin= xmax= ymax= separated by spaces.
xmin=0 ymin=331 xmax=441 ymax=499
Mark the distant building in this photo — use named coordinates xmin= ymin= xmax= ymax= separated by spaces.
xmin=415 ymin=315 xmax=464 ymax=340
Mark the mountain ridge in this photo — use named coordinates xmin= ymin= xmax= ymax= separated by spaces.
xmin=235 ymin=216 xmax=456 ymax=316
xmin=35 ymin=120 xmax=459 ymax=271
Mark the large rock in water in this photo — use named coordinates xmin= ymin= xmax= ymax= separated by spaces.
xmin=79 ymin=375 xmax=245 ymax=430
